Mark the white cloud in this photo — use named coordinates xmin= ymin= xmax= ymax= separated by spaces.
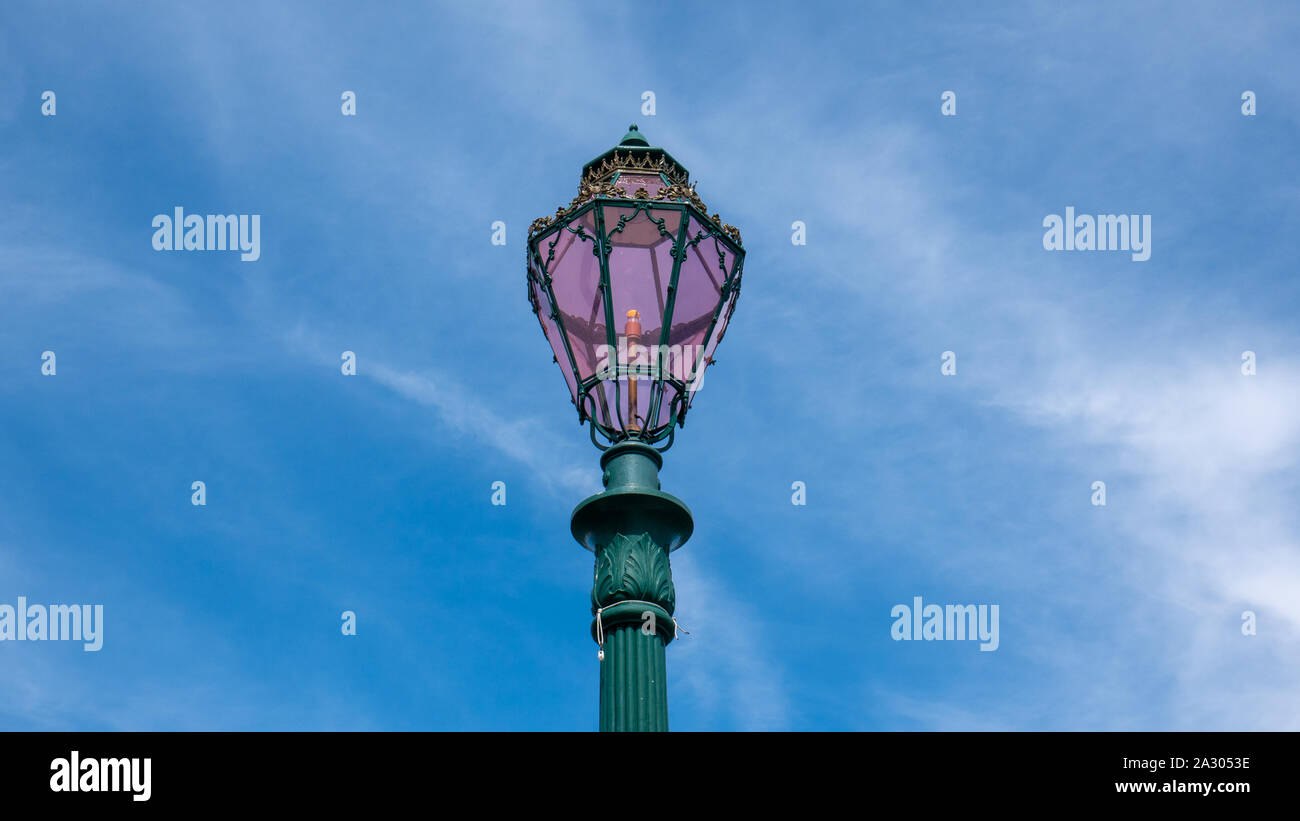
xmin=670 ymin=551 xmax=791 ymax=730
xmin=365 ymin=360 xmax=598 ymax=498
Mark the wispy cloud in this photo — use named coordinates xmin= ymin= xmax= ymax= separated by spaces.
xmin=670 ymin=552 xmax=791 ymax=730
xmin=365 ymin=361 xmax=598 ymax=498
xmin=281 ymin=324 xmax=599 ymax=498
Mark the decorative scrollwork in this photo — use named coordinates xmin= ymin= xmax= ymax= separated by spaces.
xmin=532 ymin=155 xmax=743 ymax=247
xmin=572 ymin=179 xmax=625 ymax=206
xmin=581 ymin=151 xmax=689 ymax=187
xmin=653 ymin=183 xmax=707 ymax=212
xmin=652 ymin=185 xmax=743 ymax=247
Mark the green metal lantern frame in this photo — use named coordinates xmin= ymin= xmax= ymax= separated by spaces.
xmin=526 ymin=133 xmax=745 ymax=451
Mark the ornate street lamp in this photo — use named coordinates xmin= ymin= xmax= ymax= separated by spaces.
xmin=526 ymin=125 xmax=744 ymax=731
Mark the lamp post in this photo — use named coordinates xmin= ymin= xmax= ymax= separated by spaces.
xmin=526 ymin=125 xmax=745 ymax=731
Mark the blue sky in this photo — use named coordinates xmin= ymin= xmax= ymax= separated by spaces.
xmin=2 ymin=1 xmax=1298 ymax=730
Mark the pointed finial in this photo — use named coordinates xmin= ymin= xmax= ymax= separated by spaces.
xmin=619 ymin=124 xmax=649 ymax=147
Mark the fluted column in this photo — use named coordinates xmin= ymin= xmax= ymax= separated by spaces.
xmin=572 ymin=441 xmax=693 ymax=732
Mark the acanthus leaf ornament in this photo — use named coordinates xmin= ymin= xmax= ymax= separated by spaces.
xmin=591 ymin=532 xmax=676 ymax=614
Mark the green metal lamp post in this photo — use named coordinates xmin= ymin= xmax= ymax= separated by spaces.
xmin=526 ymin=125 xmax=745 ymax=731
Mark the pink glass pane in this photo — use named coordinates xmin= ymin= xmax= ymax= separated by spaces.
xmin=529 ymin=262 xmax=578 ymax=404
xmin=666 ymin=216 xmax=729 ymax=352
xmin=600 ymin=203 xmax=683 ymax=436
xmin=602 ymin=203 xmax=680 ymax=343
xmin=543 ymin=210 xmax=606 ymax=382
xmin=603 ymin=203 xmax=682 ymax=251
xmin=670 ymin=217 xmax=740 ymax=410
xmin=688 ymin=287 xmax=738 ymax=409
xmin=540 ymin=225 xmax=578 ymax=274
